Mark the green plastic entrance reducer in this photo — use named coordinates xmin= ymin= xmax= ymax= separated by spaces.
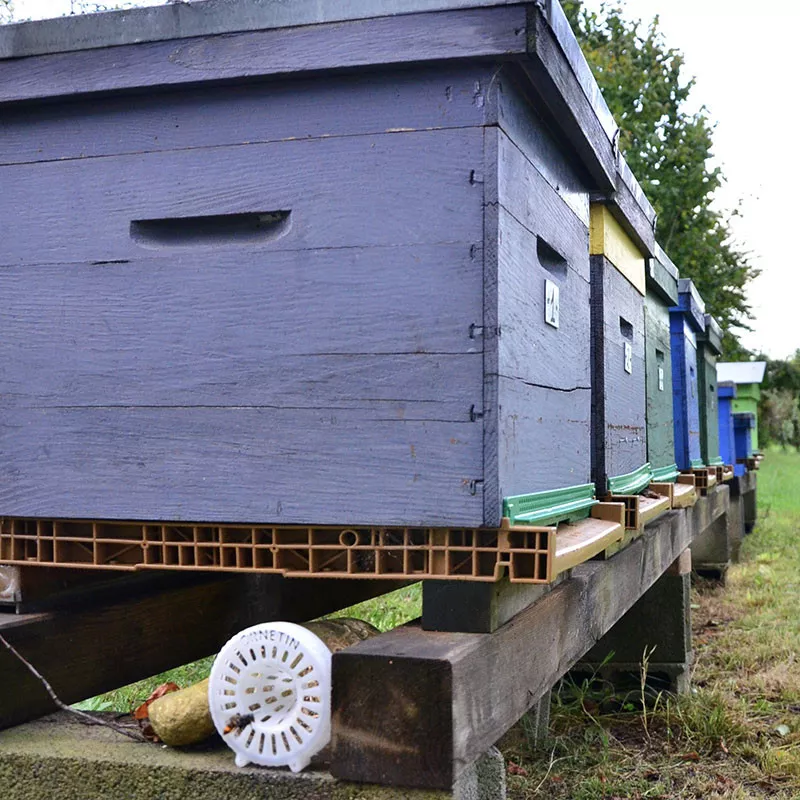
xmin=690 ymin=458 xmax=706 ymax=469
xmin=606 ymin=463 xmax=653 ymax=497
xmin=651 ymin=463 xmax=680 ymax=483
xmin=503 ymin=484 xmax=597 ymax=527
xmin=707 ymin=456 xmax=725 ymax=467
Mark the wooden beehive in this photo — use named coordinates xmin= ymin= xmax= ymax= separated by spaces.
xmin=0 ymin=0 xmax=621 ymax=541
xmin=645 ymin=245 xmax=679 ymax=477
xmin=589 ymin=204 xmax=650 ymax=494
xmin=670 ymin=280 xmax=706 ymax=470
xmin=697 ymin=314 xmax=723 ymax=467
xmin=718 ymin=362 xmax=767 ymax=454
xmin=733 ymin=413 xmax=756 ymax=477
xmin=718 ymin=381 xmax=737 ymax=471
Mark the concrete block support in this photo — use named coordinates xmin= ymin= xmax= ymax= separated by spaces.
xmin=522 ymin=690 xmax=552 ymax=746
xmin=690 ymin=514 xmax=730 ymax=582
xmin=727 ymin=490 xmax=745 ymax=563
xmin=570 ymin=549 xmax=693 ymax=695
xmin=453 ymin=747 xmax=508 ymax=800
xmin=731 ymin=472 xmax=758 ymax=535
xmin=0 ymin=714 xmax=507 ymax=800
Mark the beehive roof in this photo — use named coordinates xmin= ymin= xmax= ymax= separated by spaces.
xmin=716 ymin=362 xmax=767 ymax=385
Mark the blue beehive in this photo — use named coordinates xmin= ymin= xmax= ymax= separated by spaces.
xmin=717 ymin=382 xmax=737 ymax=470
xmin=733 ymin=412 xmax=755 ymax=477
xmin=670 ymin=279 xmax=706 ymax=470
xmin=697 ymin=314 xmax=723 ymax=468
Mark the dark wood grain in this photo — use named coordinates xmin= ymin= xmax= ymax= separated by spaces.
xmin=698 ymin=344 xmax=720 ymax=464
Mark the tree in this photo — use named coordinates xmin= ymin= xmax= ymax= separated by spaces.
xmin=1 ymin=1 xmax=12 ymax=23
xmin=561 ymin=2 xmax=758 ymax=356
xmin=760 ymin=389 xmax=800 ymax=450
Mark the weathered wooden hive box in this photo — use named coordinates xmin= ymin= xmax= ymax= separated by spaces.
xmin=0 ymin=0 xmax=637 ymax=572
xmin=717 ymin=361 xmax=767 ymax=454
xmin=670 ymin=280 xmax=705 ymax=470
xmin=589 ymin=202 xmax=650 ymax=493
xmin=642 ymin=245 xmax=696 ymax=506
xmin=697 ymin=314 xmax=723 ymax=467
xmin=644 ymin=245 xmax=678 ymax=480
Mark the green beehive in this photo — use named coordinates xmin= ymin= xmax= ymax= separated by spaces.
xmin=716 ymin=362 xmax=767 ymax=452
xmin=644 ymin=245 xmax=679 ymax=483
xmin=697 ymin=314 xmax=723 ymax=466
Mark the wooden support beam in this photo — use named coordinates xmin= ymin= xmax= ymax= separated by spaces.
xmin=331 ymin=487 xmax=728 ymax=790
xmin=0 ymin=566 xmax=178 ymax=614
xmin=0 ymin=574 xmax=407 ymax=730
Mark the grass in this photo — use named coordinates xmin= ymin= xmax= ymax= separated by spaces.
xmin=502 ymin=449 xmax=800 ymax=798
xmin=73 ymin=583 xmax=422 ymax=712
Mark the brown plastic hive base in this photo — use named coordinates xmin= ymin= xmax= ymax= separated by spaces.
xmin=0 ymin=517 xmax=561 ymax=584
xmin=605 ymin=485 xmax=671 ymax=532
xmin=0 ymin=507 xmax=629 ymax=585
xmin=684 ymin=468 xmax=713 ymax=496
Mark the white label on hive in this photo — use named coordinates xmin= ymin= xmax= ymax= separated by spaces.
xmin=624 ymin=342 xmax=633 ymax=374
xmin=545 ymin=279 xmax=560 ymax=328
xmin=658 ymin=366 xmax=664 ymax=391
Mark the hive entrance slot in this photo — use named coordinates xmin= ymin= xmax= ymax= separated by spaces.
xmin=130 ymin=211 xmax=292 ymax=248
xmin=537 ymin=236 xmax=568 ymax=276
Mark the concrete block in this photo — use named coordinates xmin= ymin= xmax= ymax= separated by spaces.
xmin=0 ymin=713 xmax=490 ymax=800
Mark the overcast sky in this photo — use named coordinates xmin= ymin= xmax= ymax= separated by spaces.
xmin=9 ymin=0 xmax=798 ymax=358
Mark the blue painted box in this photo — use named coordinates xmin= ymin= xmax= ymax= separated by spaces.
xmin=0 ymin=0 xmax=645 ymax=530
xmin=733 ymin=413 xmax=756 ymax=477
xmin=697 ymin=315 xmax=723 ymax=467
xmin=718 ymin=382 xmax=737 ymax=469
xmin=670 ymin=280 xmax=706 ymax=470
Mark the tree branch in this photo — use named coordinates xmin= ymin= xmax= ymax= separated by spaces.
xmin=0 ymin=632 xmax=147 ymax=742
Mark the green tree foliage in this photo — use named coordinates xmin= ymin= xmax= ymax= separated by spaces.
xmin=1 ymin=1 xmax=13 ymax=23
xmin=760 ymin=389 xmax=800 ymax=450
xmin=562 ymin=2 xmax=757 ymax=355
xmin=748 ymin=350 xmax=800 ymax=446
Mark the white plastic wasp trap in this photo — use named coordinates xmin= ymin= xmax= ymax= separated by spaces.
xmin=208 ymin=621 xmax=332 ymax=773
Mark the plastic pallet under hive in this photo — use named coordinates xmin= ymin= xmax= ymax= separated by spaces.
xmin=0 ymin=518 xmax=566 ymax=584
xmin=0 ymin=511 xmax=627 ymax=585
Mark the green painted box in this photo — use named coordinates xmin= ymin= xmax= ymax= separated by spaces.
xmin=644 ymin=244 xmax=679 ymax=480
xmin=697 ymin=314 xmax=723 ymax=466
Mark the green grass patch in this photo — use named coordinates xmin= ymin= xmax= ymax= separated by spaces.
xmin=73 ymin=583 xmax=422 ymax=713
